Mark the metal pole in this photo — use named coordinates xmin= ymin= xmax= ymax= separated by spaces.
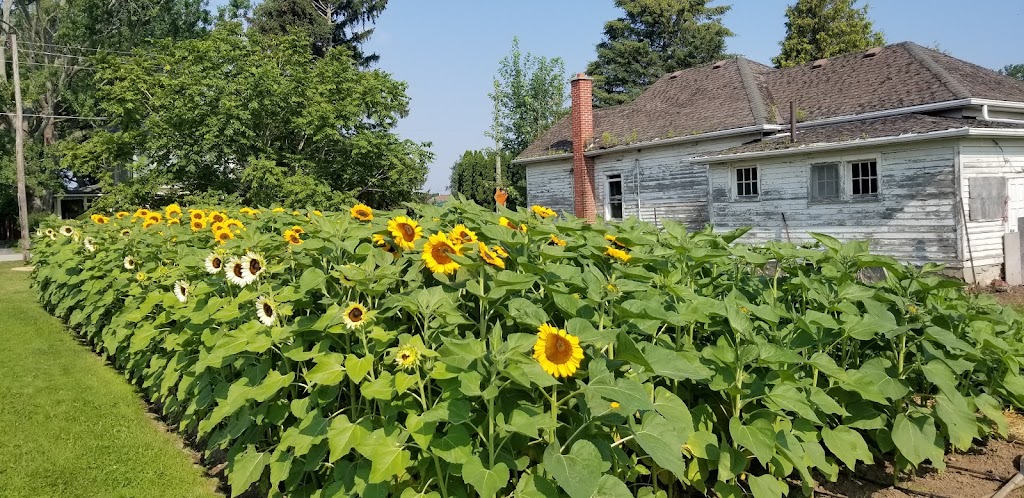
xmin=12 ymin=32 xmax=28 ymax=262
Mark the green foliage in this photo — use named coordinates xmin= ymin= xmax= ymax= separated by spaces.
xmin=31 ymin=202 xmax=1024 ymax=497
xmin=773 ymin=0 xmax=886 ymax=68
xmin=448 ymin=149 xmax=522 ymax=209
xmin=488 ymin=37 xmax=568 ymax=156
xmin=586 ymin=0 xmax=733 ymax=107
xmin=63 ymin=23 xmax=431 ymax=211
xmin=1000 ymin=64 xmax=1024 ymax=81
xmin=252 ymin=0 xmax=387 ymax=66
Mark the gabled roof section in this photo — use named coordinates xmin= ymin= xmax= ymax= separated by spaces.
xmin=516 ymin=58 xmax=773 ymax=160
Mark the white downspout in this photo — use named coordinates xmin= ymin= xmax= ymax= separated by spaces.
xmin=982 ymin=105 xmax=1024 ymax=125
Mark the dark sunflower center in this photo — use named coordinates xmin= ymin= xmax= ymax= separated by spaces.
xmin=263 ymin=303 xmax=273 ymax=316
xmin=400 ymin=224 xmax=415 ymax=240
xmin=431 ymin=244 xmax=453 ymax=264
xmin=348 ymin=307 xmax=363 ymax=321
xmin=544 ymin=334 xmax=573 ymax=364
xmin=212 ymin=258 xmax=222 ymax=269
xmin=249 ymin=259 xmax=262 ymax=274
xmin=400 ymin=352 xmax=412 ymax=362
xmin=357 ymin=209 xmax=369 ymax=218
xmin=233 ymin=264 xmax=244 ymax=278
xmin=179 ymin=285 xmax=187 ymax=295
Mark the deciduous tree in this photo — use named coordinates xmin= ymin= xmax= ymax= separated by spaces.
xmin=449 ymin=149 xmax=518 ymax=209
xmin=772 ymin=0 xmax=885 ymax=68
xmin=585 ymin=0 xmax=733 ymax=108
xmin=1000 ymin=64 xmax=1024 ymax=81
xmin=252 ymin=0 xmax=386 ymax=65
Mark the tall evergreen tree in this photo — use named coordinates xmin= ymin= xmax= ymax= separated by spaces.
xmin=449 ymin=149 xmax=519 ymax=209
xmin=1000 ymin=64 xmax=1024 ymax=82
xmin=252 ymin=0 xmax=386 ymax=65
xmin=585 ymin=0 xmax=733 ymax=108
xmin=772 ymin=0 xmax=885 ymax=68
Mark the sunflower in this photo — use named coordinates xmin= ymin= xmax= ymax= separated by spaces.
xmin=492 ymin=245 xmax=509 ymax=258
xmin=343 ymin=302 xmax=370 ymax=330
xmin=351 ymin=204 xmax=373 ymax=221
xmin=189 ymin=210 xmax=205 ymax=223
xmin=204 ymin=252 xmax=224 ymax=274
xmin=120 ymin=228 xmax=131 ymax=238
xmin=239 ymin=207 xmax=254 ymax=216
xmin=133 ymin=208 xmax=150 ymax=220
xmin=283 ymin=229 xmax=303 ymax=245
xmin=191 ymin=219 xmax=206 ymax=232
xmin=549 ymin=234 xmax=567 ymax=247
xmin=167 ymin=218 xmax=181 ymax=225
xmin=123 ymin=256 xmax=137 ymax=270
xmin=225 ymin=257 xmax=250 ymax=286
xmin=225 ymin=219 xmax=244 ymax=232
xmin=211 ymin=222 xmax=228 ymax=233
xmin=255 ymin=296 xmax=277 ymax=327
xmin=44 ymin=228 xmax=56 ymax=240
xmin=605 ymin=246 xmax=631 ymax=262
xmin=449 ymin=224 xmax=477 ymax=245
xmin=241 ymin=251 xmax=266 ymax=280
xmin=499 ymin=217 xmax=526 ymax=232
xmin=533 ymin=324 xmax=584 ymax=378
xmin=478 ymin=242 xmax=505 ymax=269
xmin=531 ymin=205 xmax=556 ymax=218
xmin=209 ymin=211 xmax=228 ymax=224
xmin=214 ymin=229 xmax=235 ymax=244
xmin=422 ymin=232 xmax=462 ymax=275
xmin=387 ymin=216 xmax=422 ymax=250
xmin=143 ymin=218 xmax=159 ymax=229
xmin=115 ymin=211 xmax=130 ymax=219
xmin=83 ymin=237 xmax=96 ymax=253
xmin=173 ymin=280 xmax=189 ymax=303
xmin=394 ymin=345 xmax=420 ymax=370
xmin=90 ymin=214 xmax=110 ymax=224
xmin=312 ymin=210 xmax=323 ymax=216
xmin=272 ymin=207 xmax=285 ymax=213
xmin=290 ymin=225 xmax=304 ymax=234
xmin=165 ymin=203 xmax=182 ymax=219
xmin=604 ymin=234 xmax=627 ymax=248
xmin=135 ymin=271 xmax=148 ymax=282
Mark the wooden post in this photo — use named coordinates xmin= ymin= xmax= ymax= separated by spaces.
xmin=12 ymin=32 xmax=28 ymax=262
xmin=790 ymin=101 xmax=796 ymax=143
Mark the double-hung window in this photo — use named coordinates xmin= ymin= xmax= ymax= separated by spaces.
xmin=850 ymin=160 xmax=879 ymax=197
xmin=606 ymin=174 xmax=624 ymax=220
xmin=810 ymin=163 xmax=841 ymax=201
xmin=735 ymin=166 xmax=759 ymax=199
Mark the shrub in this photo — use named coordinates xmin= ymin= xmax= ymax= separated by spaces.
xmin=30 ymin=199 xmax=1024 ymax=498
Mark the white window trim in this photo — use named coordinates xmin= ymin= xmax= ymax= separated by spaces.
xmin=807 ymin=162 xmax=842 ymax=203
xmin=605 ymin=173 xmax=624 ymax=221
xmin=803 ymin=154 xmax=882 ymax=203
xmin=847 ymin=157 xmax=881 ymax=200
xmin=732 ymin=165 xmax=761 ymax=201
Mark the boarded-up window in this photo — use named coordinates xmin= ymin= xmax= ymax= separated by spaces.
xmin=969 ymin=177 xmax=1006 ymax=221
xmin=810 ymin=163 xmax=841 ymax=201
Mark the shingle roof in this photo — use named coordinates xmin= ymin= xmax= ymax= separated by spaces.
xmin=705 ymin=114 xmax=1024 ymax=157
xmin=516 ymin=42 xmax=1024 ymax=161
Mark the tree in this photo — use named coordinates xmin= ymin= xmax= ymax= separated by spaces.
xmin=488 ymin=38 xmax=568 ymax=157
xmin=252 ymin=0 xmax=387 ymax=66
xmin=772 ymin=0 xmax=885 ymax=68
xmin=449 ymin=149 xmax=518 ymax=209
xmin=1000 ymin=64 xmax=1024 ymax=81
xmin=62 ymin=23 xmax=431 ymax=210
xmin=585 ymin=0 xmax=732 ymax=108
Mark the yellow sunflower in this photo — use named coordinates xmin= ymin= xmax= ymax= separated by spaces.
xmin=394 ymin=345 xmax=420 ymax=370
xmin=531 ymin=205 xmax=556 ymax=218
xmin=499 ymin=216 xmax=526 ymax=232
xmin=449 ymin=224 xmax=477 ymax=245
xmin=142 ymin=220 xmax=158 ymax=229
xmin=284 ymin=229 xmax=303 ymax=245
xmin=351 ymin=204 xmax=373 ymax=221
xmin=605 ymin=246 xmax=631 ymax=262
xmin=90 ymin=214 xmax=110 ymax=224
xmin=604 ymin=234 xmax=627 ymax=248
xmin=209 ymin=211 xmax=227 ymax=224
xmin=387 ymin=216 xmax=423 ymax=250
xmin=165 ymin=203 xmax=182 ymax=219
xmin=167 ymin=218 xmax=181 ymax=225
xmin=492 ymin=245 xmax=509 ymax=258
xmin=225 ymin=219 xmax=245 ymax=233
xmin=133 ymin=208 xmax=150 ymax=220
xmin=189 ymin=210 xmax=205 ymax=222
xmin=478 ymin=242 xmax=505 ymax=269
xmin=115 ymin=211 xmax=130 ymax=219
xmin=272 ymin=207 xmax=285 ymax=213
xmin=533 ymin=324 xmax=584 ymax=378
xmin=549 ymin=234 xmax=567 ymax=247
xmin=422 ymin=232 xmax=462 ymax=275
xmin=343 ymin=303 xmax=370 ymax=330
xmin=290 ymin=225 xmax=304 ymax=234
xmin=191 ymin=219 xmax=206 ymax=232
xmin=214 ymin=229 xmax=234 ymax=244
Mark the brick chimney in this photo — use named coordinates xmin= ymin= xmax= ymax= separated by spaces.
xmin=570 ymin=73 xmax=597 ymax=222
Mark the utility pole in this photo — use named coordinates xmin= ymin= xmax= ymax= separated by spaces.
xmin=12 ymin=32 xmax=28 ymax=262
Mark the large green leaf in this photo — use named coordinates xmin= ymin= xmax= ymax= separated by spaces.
xmin=429 ymin=424 xmax=473 ymax=464
xmin=820 ymin=425 xmax=872 ymax=469
xmin=228 ymin=446 xmax=269 ymax=497
xmin=891 ymin=413 xmax=944 ymax=468
xmin=632 ymin=411 xmax=688 ymax=481
xmin=305 ymin=353 xmax=346 ymax=387
xmin=748 ymin=474 xmax=787 ymax=498
xmin=461 ymin=454 xmax=510 ymax=498
xmin=327 ymin=415 xmax=369 ymax=462
xmin=644 ymin=344 xmax=712 ymax=381
xmin=935 ymin=392 xmax=978 ymax=451
xmin=729 ymin=417 xmax=776 ymax=465
xmin=543 ymin=439 xmax=609 ymax=498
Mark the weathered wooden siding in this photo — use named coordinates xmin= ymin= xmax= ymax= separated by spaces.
xmin=524 ymin=159 xmax=573 ymax=215
xmin=958 ymin=138 xmax=1024 ymax=268
xmin=592 ymin=135 xmax=756 ymax=230
xmin=707 ymin=143 xmax=959 ymax=265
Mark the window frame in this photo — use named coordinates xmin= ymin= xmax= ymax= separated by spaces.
xmin=808 ymin=162 xmax=842 ymax=203
xmin=605 ymin=173 xmax=624 ymax=221
xmin=848 ymin=158 xmax=880 ymax=200
xmin=732 ymin=165 xmax=761 ymax=201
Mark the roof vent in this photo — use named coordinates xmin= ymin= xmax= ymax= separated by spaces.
xmin=863 ymin=47 xmax=882 ymax=58
xmin=711 ymin=60 xmax=727 ymax=69
xmin=668 ymin=70 xmax=683 ymax=79
xmin=811 ymin=58 xmax=828 ymax=69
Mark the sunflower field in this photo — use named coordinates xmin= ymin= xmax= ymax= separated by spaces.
xmin=29 ymin=199 xmax=1024 ymax=498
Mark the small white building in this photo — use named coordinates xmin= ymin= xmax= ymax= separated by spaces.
xmin=515 ymin=42 xmax=1024 ymax=283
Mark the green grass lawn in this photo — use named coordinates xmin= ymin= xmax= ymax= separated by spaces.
xmin=0 ymin=262 xmax=221 ymax=498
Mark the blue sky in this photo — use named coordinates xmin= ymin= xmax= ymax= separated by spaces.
xmin=213 ymin=1 xmax=1024 ymax=193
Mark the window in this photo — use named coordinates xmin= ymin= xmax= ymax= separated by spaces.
xmin=851 ymin=160 xmax=878 ymax=197
xmin=810 ymin=163 xmax=841 ymax=201
xmin=607 ymin=175 xmax=623 ymax=220
xmin=735 ymin=166 xmax=759 ymax=198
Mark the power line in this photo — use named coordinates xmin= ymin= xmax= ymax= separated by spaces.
xmin=0 ymin=112 xmax=109 ymax=120
xmin=17 ymin=40 xmax=143 ymax=57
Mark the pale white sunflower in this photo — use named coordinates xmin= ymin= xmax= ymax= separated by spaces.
xmin=173 ymin=280 xmax=189 ymax=303
xmin=342 ymin=303 xmax=370 ymax=330
xmin=123 ymin=255 xmax=137 ymax=270
xmin=83 ymin=237 xmax=96 ymax=252
xmin=255 ymin=296 xmax=277 ymax=327
xmin=225 ymin=257 xmax=250 ymax=287
xmin=240 ymin=251 xmax=266 ymax=281
xmin=204 ymin=252 xmax=225 ymax=274
xmin=59 ymin=225 xmax=74 ymax=237
xmin=45 ymin=228 xmax=57 ymax=240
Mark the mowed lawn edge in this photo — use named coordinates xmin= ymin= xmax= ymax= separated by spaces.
xmin=0 ymin=262 xmax=221 ymax=498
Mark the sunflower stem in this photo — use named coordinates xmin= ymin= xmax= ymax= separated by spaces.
xmin=549 ymin=384 xmax=559 ymax=444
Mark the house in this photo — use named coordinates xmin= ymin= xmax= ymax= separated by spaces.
xmin=513 ymin=42 xmax=1024 ymax=283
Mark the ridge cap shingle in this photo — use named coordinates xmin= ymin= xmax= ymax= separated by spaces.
xmin=737 ymin=57 xmax=769 ymax=126
xmin=902 ymin=41 xmax=971 ymax=99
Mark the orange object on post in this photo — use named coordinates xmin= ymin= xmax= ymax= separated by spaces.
xmin=494 ymin=189 xmax=508 ymax=207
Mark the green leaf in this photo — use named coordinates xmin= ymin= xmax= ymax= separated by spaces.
xmin=279 ymin=410 xmax=330 ymax=457
xmin=821 ymin=425 xmax=872 ymax=469
xmin=891 ymin=413 xmax=943 ymax=468
xmin=299 ymin=267 xmax=327 ymax=292
xmin=305 ymin=353 xmax=346 ymax=386
xmin=346 ymin=354 xmax=374 ymax=382
xmin=632 ymin=411 xmax=688 ymax=481
xmin=430 ymin=424 xmax=473 ymax=464
xmin=327 ymin=415 xmax=369 ymax=462
xmin=461 ymin=454 xmax=510 ymax=498
xmin=361 ymin=432 xmax=412 ymax=484
xmin=935 ymin=392 xmax=978 ymax=451
xmin=227 ymin=446 xmax=269 ymax=497
xmin=748 ymin=474 xmax=787 ymax=498
xmin=644 ymin=344 xmax=712 ymax=381
xmin=543 ymin=439 xmax=610 ymax=498
xmin=729 ymin=417 xmax=776 ymax=466
xmin=361 ymin=371 xmax=395 ymax=400
xmin=975 ymin=393 xmax=1009 ymax=437
xmin=592 ymin=475 xmax=633 ymax=498
xmin=514 ymin=473 xmax=560 ymax=498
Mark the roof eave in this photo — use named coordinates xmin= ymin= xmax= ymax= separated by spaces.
xmin=699 ymin=128 xmax=973 ymax=163
xmin=512 ymin=152 xmax=573 ymax=166
xmin=581 ymin=124 xmax=783 ymax=158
